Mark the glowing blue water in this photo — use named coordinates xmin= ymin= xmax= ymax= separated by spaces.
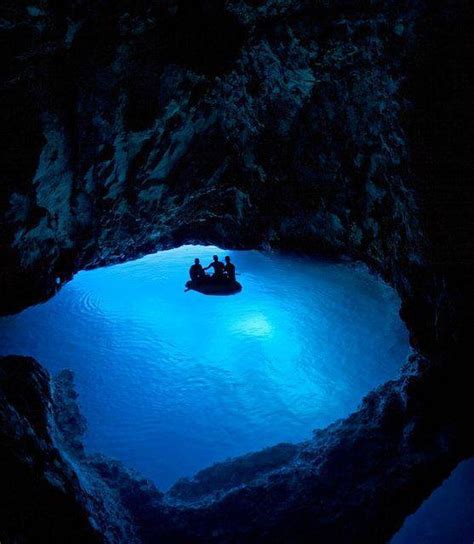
xmin=0 ymin=246 xmax=409 ymax=489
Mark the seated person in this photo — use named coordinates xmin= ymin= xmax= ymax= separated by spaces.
xmin=224 ymin=256 xmax=236 ymax=281
xmin=203 ymin=255 xmax=225 ymax=279
xmin=189 ymin=258 xmax=205 ymax=282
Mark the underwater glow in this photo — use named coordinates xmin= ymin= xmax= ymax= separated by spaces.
xmin=233 ymin=313 xmax=273 ymax=337
xmin=0 ymin=246 xmax=409 ymax=489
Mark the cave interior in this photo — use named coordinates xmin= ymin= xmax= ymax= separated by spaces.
xmin=0 ymin=0 xmax=473 ymax=543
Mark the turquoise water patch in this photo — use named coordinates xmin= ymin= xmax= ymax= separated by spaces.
xmin=0 ymin=246 xmax=409 ymax=489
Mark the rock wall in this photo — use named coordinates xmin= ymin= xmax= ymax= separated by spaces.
xmin=0 ymin=356 xmax=104 ymax=543
xmin=1 ymin=0 xmax=473 ymax=542
xmin=1 ymin=0 xmax=424 ymax=313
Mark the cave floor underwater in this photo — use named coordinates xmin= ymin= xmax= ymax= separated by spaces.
xmin=0 ymin=245 xmax=473 ymax=542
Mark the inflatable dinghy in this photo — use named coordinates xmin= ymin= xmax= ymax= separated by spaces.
xmin=185 ymin=279 xmax=242 ymax=296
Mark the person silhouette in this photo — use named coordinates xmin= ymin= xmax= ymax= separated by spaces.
xmin=224 ymin=255 xmax=236 ymax=281
xmin=189 ymin=258 xmax=205 ymax=282
xmin=203 ymin=255 xmax=225 ymax=279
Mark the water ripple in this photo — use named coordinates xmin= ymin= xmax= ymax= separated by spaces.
xmin=0 ymin=245 xmax=409 ymax=490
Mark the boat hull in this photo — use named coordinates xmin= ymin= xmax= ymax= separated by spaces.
xmin=185 ymin=279 xmax=242 ymax=296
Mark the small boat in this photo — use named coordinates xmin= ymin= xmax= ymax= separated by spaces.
xmin=185 ymin=279 xmax=242 ymax=296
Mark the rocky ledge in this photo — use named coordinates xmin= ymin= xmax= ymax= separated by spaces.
xmin=1 ymin=0 xmax=473 ymax=542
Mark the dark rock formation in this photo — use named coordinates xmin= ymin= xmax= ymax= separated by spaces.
xmin=1 ymin=0 xmax=473 ymax=542
xmin=0 ymin=356 xmax=103 ymax=543
xmin=1 ymin=0 xmax=428 ymax=314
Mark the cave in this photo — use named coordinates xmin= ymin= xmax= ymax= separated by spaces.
xmin=0 ymin=1 xmax=473 ymax=543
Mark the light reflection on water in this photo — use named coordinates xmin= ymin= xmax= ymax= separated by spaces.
xmin=0 ymin=245 xmax=409 ymax=489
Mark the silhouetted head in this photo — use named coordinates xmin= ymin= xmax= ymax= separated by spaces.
xmin=225 ymin=256 xmax=231 ymax=263
xmin=213 ymin=255 xmax=219 ymax=262
xmin=194 ymin=258 xmax=200 ymax=264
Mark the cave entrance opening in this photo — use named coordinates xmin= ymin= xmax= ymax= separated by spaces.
xmin=0 ymin=245 xmax=409 ymax=489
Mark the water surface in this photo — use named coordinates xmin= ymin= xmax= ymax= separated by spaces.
xmin=0 ymin=246 xmax=409 ymax=489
